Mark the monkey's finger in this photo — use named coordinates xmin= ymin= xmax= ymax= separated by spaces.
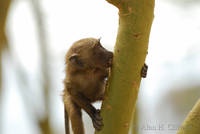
xmin=92 ymin=112 xmax=104 ymax=127
xmin=141 ymin=64 xmax=148 ymax=78
xmin=92 ymin=119 xmax=103 ymax=131
xmin=93 ymin=109 xmax=102 ymax=121
xmin=141 ymin=72 xmax=147 ymax=78
xmin=141 ymin=69 xmax=147 ymax=73
xmin=141 ymin=70 xmax=147 ymax=75
xmin=143 ymin=67 xmax=148 ymax=71
xmin=142 ymin=67 xmax=148 ymax=72
xmin=95 ymin=118 xmax=103 ymax=126
xmin=141 ymin=71 xmax=147 ymax=77
xmin=94 ymin=112 xmax=102 ymax=121
xmin=93 ymin=123 xmax=101 ymax=131
xmin=141 ymin=74 xmax=147 ymax=78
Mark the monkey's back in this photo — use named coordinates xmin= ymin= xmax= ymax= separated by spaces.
xmin=65 ymin=68 xmax=106 ymax=102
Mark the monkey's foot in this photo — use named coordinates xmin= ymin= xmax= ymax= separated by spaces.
xmin=141 ymin=63 xmax=148 ymax=78
xmin=92 ymin=109 xmax=103 ymax=131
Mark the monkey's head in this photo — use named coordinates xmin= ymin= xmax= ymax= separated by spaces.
xmin=66 ymin=38 xmax=113 ymax=70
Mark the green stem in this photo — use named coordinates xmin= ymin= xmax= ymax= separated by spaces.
xmin=176 ymin=99 xmax=200 ymax=134
xmin=95 ymin=0 xmax=154 ymax=134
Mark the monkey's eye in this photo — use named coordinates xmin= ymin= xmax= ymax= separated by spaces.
xmin=93 ymin=43 xmax=99 ymax=48
xmin=94 ymin=41 xmax=102 ymax=48
xmin=97 ymin=42 xmax=104 ymax=48
xmin=98 ymin=44 xmax=103 ymax=48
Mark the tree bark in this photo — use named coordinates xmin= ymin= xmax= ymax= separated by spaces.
xmin=95 ymin=0 xmax=155 ymax=134
xmin=176 ymin=99 xmax=200 ymax=134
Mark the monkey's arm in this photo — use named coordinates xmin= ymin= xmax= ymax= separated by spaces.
xmin=72 ymin=92 xmax=103 ymax=131
xmin=66 ymin=83 xmax=103 ymax=131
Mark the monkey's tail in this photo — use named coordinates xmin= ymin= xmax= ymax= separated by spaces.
xmin=64 ymin=105 xmax=70 ymax=134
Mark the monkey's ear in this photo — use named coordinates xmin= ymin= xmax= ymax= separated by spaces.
xmin=97 ymin=37 xmax=101 ymax=43
xmin=69 ymin=53 xmax=84 ymax=67
xmin=93 ymin=37 xmax=101 ymax=48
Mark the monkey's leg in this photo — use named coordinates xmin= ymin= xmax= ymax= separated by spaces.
xmin=65 ymin=83 xmax=103 ymax=131
xmin=141 ymin=63 xmax=148 ymax=78
xmin=64 ymin=96 xmax=84 ymax=134
xmin=64 ymin=105 xmax=70 ymax=134
xmin=70 ymin=92 xmax=103 ymax=131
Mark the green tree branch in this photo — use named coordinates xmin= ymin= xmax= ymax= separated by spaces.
xmin=95 ymin=0 xmax=154 ymax=134
xmin=176 ymin=99 xmax=200 ymax=134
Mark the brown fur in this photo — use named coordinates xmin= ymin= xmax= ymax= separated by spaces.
xmin=63 ymin=38 xmax=113 ymax=134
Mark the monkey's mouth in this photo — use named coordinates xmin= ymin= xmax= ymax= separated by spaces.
xmin=105 ymin=58 xmax=113 ymax=68
xmin=105 ymin=52 xmax=113 ymax=68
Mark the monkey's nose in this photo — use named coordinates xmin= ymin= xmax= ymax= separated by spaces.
xmin=108 ymin=52 xmax=113 ymax=59
xmin=107 ymin=52 xmax=113 ymax=68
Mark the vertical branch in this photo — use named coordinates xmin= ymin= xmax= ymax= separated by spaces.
xmin=0 ymin=0 xmax=11 ymax=47
xmin=30 ymin=0 xmax=52 ymax=133
xmin=176 ymin=99 xmax=200 ymax=134
xmin=0 ymin=0 xmax=11 ymax=132
xmin=96 ymin=0 xmax=155 ymax=134
xmin=0 ymin=0 xmax=11 ymax=98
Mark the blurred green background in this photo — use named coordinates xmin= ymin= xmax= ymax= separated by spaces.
xmin=0 ymin=0 xmax=200 ymax=134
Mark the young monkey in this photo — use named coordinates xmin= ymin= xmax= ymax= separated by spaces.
xmin=63 ymin=38 xmax=148 ymax=134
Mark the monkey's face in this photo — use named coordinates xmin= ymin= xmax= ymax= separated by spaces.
xmin=90 ymin=41 xmax=113 ymax=69
xmin=68 ymin=38 xmax=113 ymax=70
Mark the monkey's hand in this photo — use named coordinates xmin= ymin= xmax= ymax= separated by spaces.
xmin=67 ymin=86 xmax=104 ymax=131
xmin=141 ymin=63 xmax=148 ymax=78
xmin=91 ymin=109 xmax=103 ymax=131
